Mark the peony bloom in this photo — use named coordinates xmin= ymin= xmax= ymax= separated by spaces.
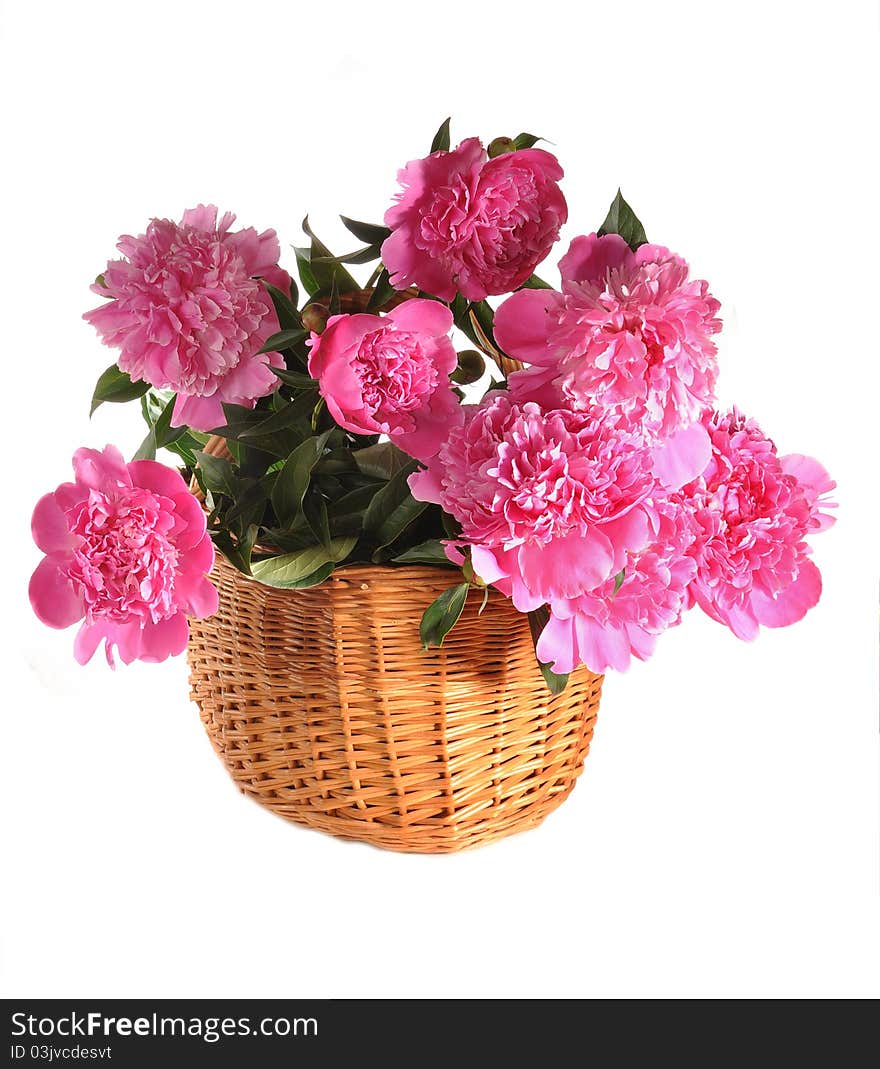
xmin=307 ymin=299 xmax=461 ymax=462
xmin=382 ymin=138 xmax=567 ymax=302
xmin=535 ymin=499 xmax=698 ymax=674
xmin=678 ymin=408 xmax=835 ymax=640
xmin=410 ymin=392 xmax=656 ymax=612
xmin=495 ymin=232 xmax=722 ymax=480
xmin=84 ymin=205 xmax=291 ymax=432
xmin=29 ymin=445 xmax=218 ymax=666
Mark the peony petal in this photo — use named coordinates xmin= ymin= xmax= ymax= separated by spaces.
xmin=177 ymin=573 xmax=219 ymax=619
xmin=72 ymin=445 xmax=130 ymax=492
xmin=29 ymin=555 xmax=83 ymax=629
xmin=171 ymin=391 xmax=228 ymax=431
xmin=518 ymin=528 xmax=615 ymax=602
xmin=751 ymin=559 xmax=822 ymax=629
xmin=167 ymin=492 xmax=207 ymax=551
xmin=386 ymin=298 xmax=454 ymax=338
xmin=558 ymin=232 xmax=633 ymax=286
xmin=535 ymin=613 xmax=577 ymax=675
xmin=408 ymin=466 xmax=444 ymax=505
xmin=128 ymin=459 xmax=188 ymax=499
xmin=74 ymin=621 xmax=109 ymax=665
xmin=652 ymin=422 xmax=713 ymax=489
xmin=469 ymin=545 xmax=509 ymax=586
xmin=493 ymin=289 xmax=558 ymax=365
xmin=32 ymin=492 xmax=75 ymax=554
xmin=574 ymin=614 xmax=632 ymax=673
xmin=138 ymin=613 xmax=189 ymax=663
xmin=180 ymin=204 xmax=219 ymax=231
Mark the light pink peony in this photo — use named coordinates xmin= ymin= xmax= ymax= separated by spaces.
xmin=382 ymin=138 xmax=567 ymax=302
xmin=307 ymin=299 xmax=461 ymax=462
xmin=84 ymin=205 xmax=291 ymax=432
xmin=535 ymin=499 xmax=698 ymax=674
xmin=495 ymin=232 xmax=722 ymax=442
xmin=410 ymin=393 xmax=656 ymax=612
xmin=29 ymin=445 xmax=218 ymax=666
xmin=678 ymin=408 xmax=835 ymax=640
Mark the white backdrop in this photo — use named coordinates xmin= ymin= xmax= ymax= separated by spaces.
xmin=1 ymin=0 xmax=878 ymax=998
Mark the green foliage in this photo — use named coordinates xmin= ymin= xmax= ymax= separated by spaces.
xmin=420 ymin=583 xmax=469 ymax=648
xmin=90 ymin=363 xmax=149 ymax=415
xmin=528 ymin=607 xmax=570 ymax=695
xmin=430 ymin=117 xmax=451 ymax=154
xmin=598 ymin=189 xmax=648 ymax=250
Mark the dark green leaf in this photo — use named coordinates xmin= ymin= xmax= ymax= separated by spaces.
xmin=363 ymin=460 xmax=428 ymax=555
xmin=430 ymin=117 xmax=451 ymax=154
xmin=295 ymin=246 xmax=320 ymax=297
xmin=519 ymin=273 xmax=553 ymax=290
xmin=513 ymin=132 xmax=542 ymax=150
xmin=194 ymin=451 xmax=238 ymax=499
xmin=271 ymin=367 xmax=319 ymax=390
xmin=90 ymin=364 xmax=149 ymax=416
xmin=312 ymin=245 xmax=382 ymax=266
xmin=133 ymin=394 xmax=187 ymax=460
xmin=302 ymin=491 xmax=331 ymax=550
xmin=340 ymin=216 xmax=392 ymax=245
xmin=301 ymin=216 xmax=359 ymax=295
xmin=327 ymin=484 xmax=383 ymax=536
xmin=238 ymin=391 xmax=319 ymax=440
xmin=420 ymin=583 xmax=469 ymax=649
xmin=469 ymin=300 xmax=497 ymax=349
xmin=392 ymin=540 xmax=450 ymax=566
xmin=270 ymin=431 xmax=332 ymax=526
xmin=258 ymin=328 xmax=309 ymax=355
xmin=353 ymin=440 xmax=412 ymax=481
xmin=210 ymin=529 xmax=253 ymax=575
xmin=262 ymin=281 xmax=301 ymax=331
xmin=597 ymin=189 xmax=648 ymax=250
xmin=612 ymin=568 xmax=626 ymax=597
xmin=366 ymin=267 xmax=397 ymax=311
xmin=538 ymin=662 xmax=570 ymax=696
xmin=250 ymin=538 xmax=356 ymax=587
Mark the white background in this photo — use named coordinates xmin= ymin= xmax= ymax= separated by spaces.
xmin=1 ymin=0 xmax=878 ymax=998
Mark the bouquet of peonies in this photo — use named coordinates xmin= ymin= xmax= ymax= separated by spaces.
xmin=30 ymin=119 xmax=835 ymax=690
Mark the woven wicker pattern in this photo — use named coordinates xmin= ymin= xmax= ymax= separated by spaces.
xmin=188 ymin=555 xmax=602 ymax=852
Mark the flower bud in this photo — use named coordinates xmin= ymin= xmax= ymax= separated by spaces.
xmin=487 ymin=136 xmax=516 ymax=159
xmin=450 ymin=349 xmax=485 ymax=385
xmin=302 ymin=303 xmax=328 ymax=334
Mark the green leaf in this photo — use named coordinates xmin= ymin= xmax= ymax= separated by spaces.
xmin=597 ymin=189 xmax=648 ymax=251
xmin=301 ymin=216 xmax=359 ymax=295
xmin=430 ymin=117 xmax=451 ymax=154
xmin=519 ymin=273 xmax=553 ymax=290
xmin=271 ymin=367 xmax=319 ymax=390
xmin=302 ymin=491 xmax=331 ymax=550
xmin=294 ymin=246 xmax=320 ymax=297
xmin=420 ymin=583 xmax=469 ymax=649
xmin=340 ymin=216 xmax=392 ymax=245
xmin=612 ymin=568 xmax=626 ymax=597
xmin=327 ymin=484 xmax=383 ymax=536
xmin=261 ymin=281 xmax=301 ymax=331
xmin=133 ymin=394 xmax=187 ymax=460
xmin=312 ymin=245 xmax=382 ymax=266
xmin=469 ymin=300 xmax=497 ymax=349
xmin=210 ymin=529 xmax=253 ymax=575
xmin=352 ymin=440 xmax=412 ymax=481
xmin=90 ymin=364 xmax=150 ymax=416
xmin=194 ymin=451 xmax=238 ymax=499
xmin=250 ymin=538 xmax=356 ymax=588
xmin=238 ymin=390 xmax=319 ymax=441
xmin=513 ymin=132 xmax=542 ymax=150
xmin=258 ymin=328 xmax=309 ymax=355
xmin=270 ymin=431 xmax=332 ymax=526
xmin=366 ymin=267 xmax=397 ymax=311
xmin=527 ymin=607 xmax=570 ymax=696
xmin=363 ymin=460 xmax=428 ymax=556
xmin=392 ymin=540 xmax=450 ymax=566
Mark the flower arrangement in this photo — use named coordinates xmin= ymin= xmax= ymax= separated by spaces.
xmin=31 ymin=119 xmax=835 ymax=689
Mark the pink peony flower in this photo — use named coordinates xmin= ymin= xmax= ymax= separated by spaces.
xmin=678 ymin=408 xmax=835 ymax=640
xmin=382 ymin=138 xmax=567 ymax=302
xmin=84 ymin=205 xmax=291 ymax=432
xmin=495 ymin=232 xmax=722 ymax=442
xmin=29 ymin=445 xmax=218 ymax=666
xmin=410 ymin=392 xmax=656 ymax=611
xmin=307 ymin=299 xmax=461 ymax=462
xmin=535 ymin=498 xmax=698 ymax=674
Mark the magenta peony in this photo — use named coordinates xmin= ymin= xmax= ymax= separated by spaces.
xmin=409 ymin=393 xmax=656 ymax=611
xmin=495 ymin=232 xmax=722 ymax=441
xmin=307 ymin=299 xmax=461 ymax=461
xmin=29 ymin=445 xmax=218 ymax=666
xmin=679 ymin=408 xmax=835 ymax=640
xmin=382 ymin=138 xmax=567 ymax=302
xmin=84 ymin=205 xmax=291 ymax=432
xmin=535 ymin=499 xmax=698 ymax=674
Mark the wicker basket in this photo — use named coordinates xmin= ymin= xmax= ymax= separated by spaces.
xmin=187 ymin=555 xmax=603 ymax=852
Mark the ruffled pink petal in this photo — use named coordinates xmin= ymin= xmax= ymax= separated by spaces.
xmin=493 ymin=289 xmax=558 ymax=365
xmin=176 ymin=572 xmax=219 ymax=619
xmin=574 ymin=613 xmax=632 ymax=673
xmin=408 ymin=466 xmax=445 ymax=505
xmin=750 ymin=559 xmax=822 ymax=629
xmin=600 ymin=507 xmax=651 ymax=571
xmin=469 ymin=545 xmax=509 ymax=586
xmin=138 ymin=613 xmax=190 ymax=663
xmin=559 ymin=232 xmax=633 ymax=286
xmin=72 ymin=445 xmax=131 ymax=492
xmin=219 ymin=354 xmax=280 ymax=405
xmin=181 ymin=204 xmax=219 ymax=230
xmin=32 ymin=492 xmax=76 ymax=554
xmin=171 ymin=391 xmax=228 ymax=431
xmin=392 ymin=386 xmax=463 ymax=462
xmin=386 ymin=298 xmax=454 ymax=338
xmin=518 ymin=528 xmax=615 ymax=602
xmin=652 ymin=422 xmax=712 ymax=489
xmin=128 ymin=459 xmax=188 ymax=499
xmin=381 ymin=228 xmax=456 ymax=300
xmin=167 ymin=492 xmax=208 ymax=551
xmin=29 ymin=555 xmax=83 ymax=629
